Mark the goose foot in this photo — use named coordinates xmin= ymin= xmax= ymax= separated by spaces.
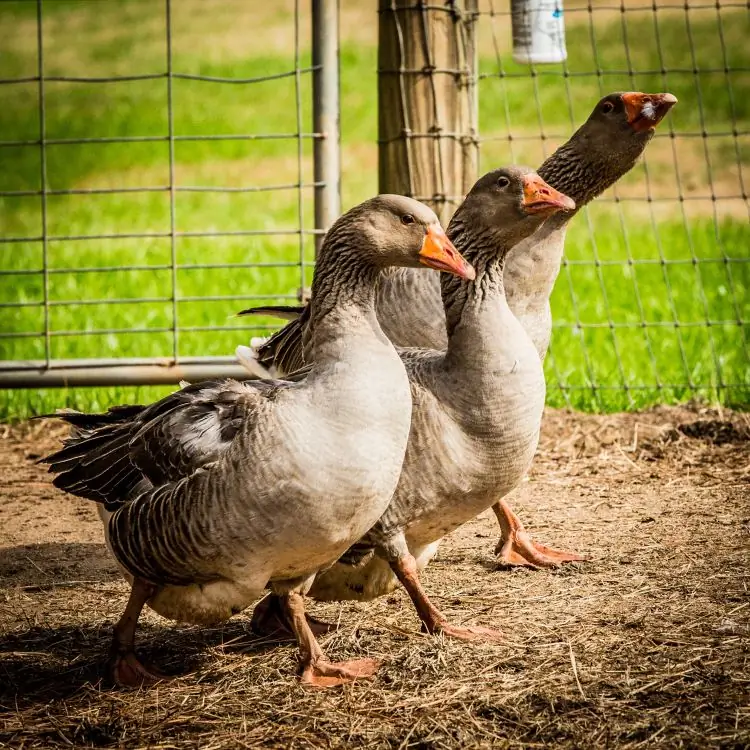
xmin=390 ymin=552 xmax=503 ymax=644
xmin=110 ymin=577 xmax=170 ymax=687
xmin=250 ymin=593 xmax=336 ymax=640
xmin=422 ymin=621 xmax=504 ymax=643
xmin=493 ymin=499 xmax=587 ymax=569
xmin=301 ymin=657 xmax=380 ymax=688
xmin=283 ymin=591 xmax=378 ymax=689
xmin=110 ymin=649 xmax=169 ymax=687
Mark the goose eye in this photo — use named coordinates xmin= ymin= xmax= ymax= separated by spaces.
xmin=602 ymin=101 xmax=615 ymax=114
xmin=496 ymin=176 xmax=510 ymax=189
xmin=401 ymin=214 xmax=415 ymax=225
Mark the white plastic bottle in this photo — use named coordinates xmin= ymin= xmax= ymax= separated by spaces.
xmin=511 ymin=0 xmax=567 ymax=65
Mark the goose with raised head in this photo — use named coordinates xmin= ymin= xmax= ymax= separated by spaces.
xmin=250 ymin=167 xmax=576 ymax=641
xmin=40 ymin=195 xmax=475 ymax=688
xmin=238 ymin=91 xmax=678 ymax=568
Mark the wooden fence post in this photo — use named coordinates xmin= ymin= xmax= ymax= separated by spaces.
xmin=378 ymin=0 xmax=479 ymax=226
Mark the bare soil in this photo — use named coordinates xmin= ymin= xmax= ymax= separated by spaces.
xmin=1 ymin=405 xmax=748 ymax=749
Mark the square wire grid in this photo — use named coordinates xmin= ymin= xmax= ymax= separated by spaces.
xmin=0 ymin=0 xmax=331 ymax=385
xmin=477 ymin=0 xmax=748 ymax=408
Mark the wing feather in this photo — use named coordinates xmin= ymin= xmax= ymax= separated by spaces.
xmin=41 ymin=377 xmax=287 ymax=511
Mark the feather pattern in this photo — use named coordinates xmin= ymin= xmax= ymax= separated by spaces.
xmin=42 ymin=379 xmax=271 ymax=510
xmin=254 ymin=306 xmax=311 ymax=373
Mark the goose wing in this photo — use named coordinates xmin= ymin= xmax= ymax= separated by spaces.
xmin=41 ymin=378 xmax=287 ymax=510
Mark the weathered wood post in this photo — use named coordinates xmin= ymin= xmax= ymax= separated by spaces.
xmin=378 ymin=0 xmax=479 ymax=226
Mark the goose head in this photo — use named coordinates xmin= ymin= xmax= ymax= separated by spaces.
xmin=601 ymin=91 xmax=677 ymax=135
xmin=452 ymin=166 xmax=576 ymax=252
xmin=542 ymin=92 xmax=678 ymax=204
xmin=345 ymin=194 xmax=476 ymax=280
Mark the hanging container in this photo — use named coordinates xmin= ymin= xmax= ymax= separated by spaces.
xmin=511 ymin=0 xmax=567 ymax=65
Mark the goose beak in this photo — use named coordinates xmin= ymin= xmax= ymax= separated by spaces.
xmin=419 ymin=225 xmax=476 ymax=280
xmin=622 ymin=92 xmax=678 ymax=132
xmin=522 ymin=176 xmax=576 ymax=216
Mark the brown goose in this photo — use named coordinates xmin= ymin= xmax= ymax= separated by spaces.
xmin=238 ymin=91 xmax=677 ymax=568
xmin=250 ymin=167 xmax=575 ymax=641
xmin=40 ymin=195 xmax=474 ymax=688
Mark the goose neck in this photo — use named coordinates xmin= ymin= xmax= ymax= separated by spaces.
xmin=537 ymin=125 xmax=647 ymax=210
xmin=440 ymin=230 xmax=507 ymax=342
xmin=307 ymin=235 xmax=384 ymax=362
xmin=310 ymin=256 xmax=378 ymax=320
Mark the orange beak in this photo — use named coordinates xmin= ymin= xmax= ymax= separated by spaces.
xmin=522 ymin=175 xmax=576 ymax=216
xmin=419 ymin=225 xmax=476 ymax=280
xmin=622 ymin=92 xmax=678 ymax=132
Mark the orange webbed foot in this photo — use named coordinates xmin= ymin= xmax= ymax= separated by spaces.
xmin=111 ymin=650 xmax=170 ymax=688
xmin=300 ymin=657 xmax=380 ymax=688
xmin=427 ymin=621 xmax=504 ymax=644
xmin=493 ymin=500 xmax=588 ymax=569
xmin=495 ymin=528 xmax=588 ymax=569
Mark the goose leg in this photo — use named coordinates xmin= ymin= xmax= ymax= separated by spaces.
xmin=283 ymin=591 xmax=379 ymax=688
xmin=250 ymin=593 xmax=336 ymax=640
xmin=493 ymin=499 xmax=588 ymax=568
xmin=109 ymin=577 xmax=169 ymax=687
xmin=389 ymin=551 xmax=503 ymax=643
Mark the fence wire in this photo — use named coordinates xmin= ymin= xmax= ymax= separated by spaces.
xmin=0 ymin=0 xmax=337 ymax=387
xmin=477 ymin=0 xmax=748 ymax=408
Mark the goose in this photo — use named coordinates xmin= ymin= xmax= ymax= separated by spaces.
xmin=248 ymin=167 xmax=576 ymax=640
xmin=40 ymin=195 xmax=475 ymax=688
xmin=238 ymin=91 xmax=678 ymax=568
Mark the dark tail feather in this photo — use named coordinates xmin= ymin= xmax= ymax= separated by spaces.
xmin=35 ymin=405 xmax=147 ymax=442
xmin=35 ymin=404 xmax=146 ymax=428
xmin=236 ymin=305 xmax=306 ymax=321
xmin=41 ymin=422 xmax=144 ymax=508
xmin=254 ymin=315 xmax=307 ymax=374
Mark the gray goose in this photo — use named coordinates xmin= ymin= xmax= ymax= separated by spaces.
xmin=41 ymin=195 xmax=474 ymax=688
xmin=250 ymin=167 xmax=575 ymax=641
xmin=238 ymin=91 xmax=677 ymax=568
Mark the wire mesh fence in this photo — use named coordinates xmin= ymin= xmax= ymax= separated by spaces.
xmin=476 ymin=0 xmax=748 ymax=409
xmin=0 ymin=0 xmax=747 ymax=413
xmin=0 ymin=0 xmax=338 ymax=389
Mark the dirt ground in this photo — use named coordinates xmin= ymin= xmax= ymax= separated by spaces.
xmin=0 ymin=405 xmax=748 ymax=749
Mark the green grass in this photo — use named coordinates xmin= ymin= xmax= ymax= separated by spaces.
xmin=0 ymin=0 xmax=748 ymax=419
xmin=548 ymin=214 xmax=749 ymax=410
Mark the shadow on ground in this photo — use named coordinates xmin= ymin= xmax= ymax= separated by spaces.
xmin=0 ymin=542 xmax=119 ymax=587
xmin=0 ymin=618 xmax=284 ymax=709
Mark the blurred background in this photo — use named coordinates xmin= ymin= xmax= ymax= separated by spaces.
xmin=1 ymin=0 xmax=747 ymax=417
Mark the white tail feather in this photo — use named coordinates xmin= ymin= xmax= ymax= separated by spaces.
xmin=235 ymin=345 xmax=274 ymax=379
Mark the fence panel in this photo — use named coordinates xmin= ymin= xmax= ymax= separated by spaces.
xmin=1 ymin=0 xmax=746 ymax=412
xmin=0 ymin=0 xmax=339 ymax=388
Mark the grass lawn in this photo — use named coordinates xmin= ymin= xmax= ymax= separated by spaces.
xmin=1 ymin=0 xmax=748 ymax=418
